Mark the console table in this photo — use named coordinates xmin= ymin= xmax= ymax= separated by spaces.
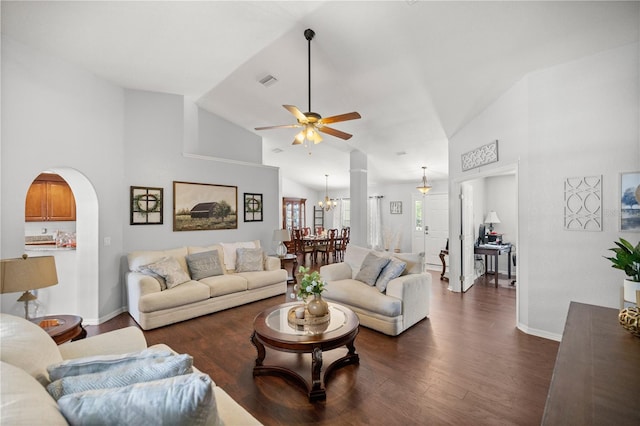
xmin=542 ymin=302 xmax=640 ymax=425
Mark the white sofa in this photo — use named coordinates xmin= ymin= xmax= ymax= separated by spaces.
xmin=127 ymin=242 xmax=287 ymax=330
xmin=320 ymin=245 xmax=431 ymax=336
xmin=0 ymin=313 xmax=261 ymax=425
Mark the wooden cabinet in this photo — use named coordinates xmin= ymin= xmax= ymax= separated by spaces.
xmin=25 ymin=173 xmax=76 ymax=222
xmin=282 ymin=197 xmax=306 ymax=231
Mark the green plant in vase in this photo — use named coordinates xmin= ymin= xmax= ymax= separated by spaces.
xmin=294 ymin=266 xmax=329 ymax=316
xmin=605 ymin=238 xmax=640 ymax=304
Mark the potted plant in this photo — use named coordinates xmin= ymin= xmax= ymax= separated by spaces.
xmin=605 ymin=238 xmax=640 ymax=304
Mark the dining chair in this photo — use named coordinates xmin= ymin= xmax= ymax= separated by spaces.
xmin=294 ymin=229 xmax=316 ymax=265
xmin=316 ymin=228 xmax=338 ymax=264
xmin=336 ymin=227 xmax=350 ymax=262
xmin=315 ymin=226 xmax=324 ymax=236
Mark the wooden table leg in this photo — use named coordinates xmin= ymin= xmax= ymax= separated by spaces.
xmin=439 ymin=250 xmax=449 ymax=281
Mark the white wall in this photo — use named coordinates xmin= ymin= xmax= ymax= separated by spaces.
xmin=197 ymin=108 xmax=262 ymax=163
xmin=123 ymin=89 xmax=281 ymax=254
xmin=448 ymin=43 xmax=640 ymax=339
xmin=2 ymin=37 xmax=282 ymax=322
xmin=1 ymin=37 xmax=124 ymax=322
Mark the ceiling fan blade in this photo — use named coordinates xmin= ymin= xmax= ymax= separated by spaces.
xmin=318 ymin=126 xmax=352 ymax=140
xmin=254 ymin=124 xmax=300 ymax=131
xmin=283 ymin=105 xmax=308 ymax=123
xmin=319 ymin=112 xmax=361 ymax=125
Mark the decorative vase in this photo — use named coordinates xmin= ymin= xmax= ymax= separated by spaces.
xmin=307 ymin=294 xmax=329 ymax=317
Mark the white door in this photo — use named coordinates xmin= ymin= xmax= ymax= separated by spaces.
xmin=424 ymin=194 xmax=449 ymax=269
xmin=461 ymin=183 xmax=475 ymax=291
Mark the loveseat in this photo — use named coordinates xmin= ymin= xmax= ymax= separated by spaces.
xmin=0 ymin=313 xmax=261 ymax=425
xmin=320 ymin=245 xmax=431 ymax=336
xmin=126 ymin=241 xmax=287 ymax=330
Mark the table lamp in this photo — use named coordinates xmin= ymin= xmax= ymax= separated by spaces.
xmin=484 ymin=210 xmax=501 ymax=233
xmin=273 ymin=229 xmax=291 ymax=258
xmin=0 ymin=254 xmax=58 ymax=319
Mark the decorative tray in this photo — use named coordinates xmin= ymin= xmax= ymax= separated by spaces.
xmin=287 ymin=306 xmax=330 ymax=326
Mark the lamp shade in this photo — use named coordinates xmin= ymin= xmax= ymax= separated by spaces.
xmin=484 ymin=211 xmax=501 ymax=224
xmin=273 ymin=229 xmax=291 ymax=242
xmin=0 ymin=255 xmax=58 ymax=294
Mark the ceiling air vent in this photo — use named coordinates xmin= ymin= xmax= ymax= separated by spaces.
xmin=258 ymin=75 xmax=278 ymax=87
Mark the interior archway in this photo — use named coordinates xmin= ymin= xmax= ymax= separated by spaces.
xmin=25 ymin=168 xmax=99 ymax=323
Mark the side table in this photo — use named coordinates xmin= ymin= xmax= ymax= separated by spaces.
xmin=279 ymin=253 xmax=298 ymax=285
xmin=30 ymin=314 xmax=86 ymax=345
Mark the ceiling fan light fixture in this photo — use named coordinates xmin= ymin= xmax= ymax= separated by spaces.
xmin=255 ymin=29 xmax=361 ymax=148
xmin=417 ymin=166 xmax=432 ymax=194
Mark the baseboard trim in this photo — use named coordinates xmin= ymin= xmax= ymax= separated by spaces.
xmin=517 ymin=322 xmax=562 ymax=342
xmin=83 ymin=307 xmax=127 ymax=326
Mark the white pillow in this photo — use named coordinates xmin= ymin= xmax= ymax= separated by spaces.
xmin=220 ymin=241 xmax=258 ymax=271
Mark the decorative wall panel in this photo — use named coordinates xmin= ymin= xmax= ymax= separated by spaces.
xmin=461 ymin=140 xmax=499 ymax=171
xmin=564 ymin=176 xmax=602 ymax=231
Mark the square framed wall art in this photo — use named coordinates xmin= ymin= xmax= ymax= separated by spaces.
xmin=244 ymin=193 xmax=263 ymax=222
xmin=390 ymin=201 xmax=403 ymax=215
xmin=620 ymin=171 xmax=640 ymax=232
xmin=130 ymin=186 xmax=163 ymax=225
xmin=173 ymin=181 xmax=238 ymax=231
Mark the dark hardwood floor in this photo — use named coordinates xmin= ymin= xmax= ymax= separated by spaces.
xmin=87 ymin=260 xmax=558 ymax=425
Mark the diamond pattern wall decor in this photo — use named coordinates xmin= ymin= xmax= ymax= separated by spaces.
xmin=564 ymin=176 xmax=602 ymax=231
xmin=461 ymin=140 xmax=499 ymax=171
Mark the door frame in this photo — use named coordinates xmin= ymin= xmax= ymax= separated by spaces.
xmin=449 ymin=163 xmax=519 ymax=320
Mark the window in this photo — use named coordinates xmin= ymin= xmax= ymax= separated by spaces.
xmin=341 ymin=199 xmax=351 ymax=228
xmin=414 ymin=199 xmax=423 ymax=231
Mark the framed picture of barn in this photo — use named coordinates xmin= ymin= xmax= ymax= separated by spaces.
xmin=244 ymin=193 xmax=263 ymax=222
xmin=173 ymin=181 xmax=238 ymax=231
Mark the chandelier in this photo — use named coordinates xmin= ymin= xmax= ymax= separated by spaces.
xmin=318 ymin=174 xmax=337 ymax=211
xmin=416 ymin=166 xmax=432 ymax=194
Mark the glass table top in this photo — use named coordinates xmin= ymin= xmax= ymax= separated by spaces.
xmin=265 ymin=303 xmax=348 ymax=336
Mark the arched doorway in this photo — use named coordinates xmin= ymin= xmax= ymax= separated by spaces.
xmin=24 ymin=168 xmax=99 ymax=322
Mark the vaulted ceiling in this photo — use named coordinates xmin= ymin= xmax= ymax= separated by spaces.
xmin=2 ymin=1 xmax=638 ymax=190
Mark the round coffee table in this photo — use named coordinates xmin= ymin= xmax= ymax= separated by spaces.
xmin=251 ymin=302 xmax=359 ymax=402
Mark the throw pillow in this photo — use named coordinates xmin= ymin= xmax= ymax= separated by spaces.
xmin=47 ymin=348 xmax=174 ymax=381
xmin=235 ymin=248 xmax=265 ymax=272
xmin=137 ymin=267 xmax=167 ymax=290
xmin=355 ymin=252 xmax=391 ymax=286
xmin=145 ymin=257 xmax=191 ymax=289
xmin=220 ymin=241 xmax=258 ymax=271
xmin=186 ymin=250 xmax=224 ymax=280
xmin=47 ymin=353 xmax=193 ymax=400
xmin=392 ymin=252 xmax=425 ymax=275
xmin=57 ymin=373 xmax=219 ymax=426
xmin=375 ymin=258 xmax=407 ymax=292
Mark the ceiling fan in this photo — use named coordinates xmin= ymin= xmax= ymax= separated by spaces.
xmin=255 ymin=28 xmax=361 ymax=147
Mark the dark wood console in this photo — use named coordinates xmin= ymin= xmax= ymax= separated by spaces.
xmin=542 ymin=302 xmax=640 ymax=425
